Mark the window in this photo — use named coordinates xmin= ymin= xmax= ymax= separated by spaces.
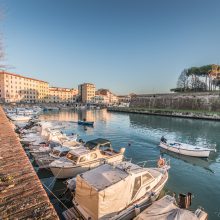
xmin=79 ymin=156 xmax=87 ymax=162
xmin=142 ymin=173 xmax=153 ymax=185
xmin=90 ymin=153 xmax=97 ymax=160
xmin=60 ymin=151 xmax=68 ymax=157
xmin=132 ymin=176 xmax=141 ymax=200
xmin=66 ymin=153 xmax=78 ymax=162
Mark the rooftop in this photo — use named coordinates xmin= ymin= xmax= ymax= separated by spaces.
xmin=0 ymin=71 xmax=48 ymax=84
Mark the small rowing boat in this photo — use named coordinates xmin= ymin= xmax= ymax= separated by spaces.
xmin=159 ymin=136 xmax=216 ymax=158
xmin=78 ymin=120 xmax=94 ymax=126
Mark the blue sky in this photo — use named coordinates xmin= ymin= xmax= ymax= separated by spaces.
xmin=1 ymin=0 xmax=220 ymax=94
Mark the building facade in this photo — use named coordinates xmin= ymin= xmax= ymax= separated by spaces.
xmin=95 ymin=89 xmax=118 ymax=104
xmin=0 ymin=71 xmax=78 ymax=103
xmin=0 ymin=71 xmax=49 ymax=103
xmin=118 ymin=95 xmax=131 ymax=103
xmin=91 ymin=94 xmax=109 ymax=104
xmin=78 ymin=83 xmax=96 ymax=103
xmin=48 ymin=87 xmax=78 ymax=103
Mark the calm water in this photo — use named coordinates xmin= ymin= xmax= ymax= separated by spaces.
xmin=39 ymin=109 xmax=220 ymax=220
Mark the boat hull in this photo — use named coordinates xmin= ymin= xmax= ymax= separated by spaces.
xmin=72 ymin=170 xmax=168 ymax=220
xmin=159 ymin=142 xmax=211 ymax=158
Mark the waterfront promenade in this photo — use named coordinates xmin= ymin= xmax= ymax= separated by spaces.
xmin=0 ymin=107 xmax=58 ymax=219
xmin=107 ymin=106 xmax=220 ymax=121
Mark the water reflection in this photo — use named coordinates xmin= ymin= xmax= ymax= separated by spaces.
xmin=160 ymin=149 xmax=214 ymax=173
xmin=38 ymin=109 xmax=220 ymax=220
xmin=129 ymin=114 xmax=219 ymax=157
xmin=40 ymin=109 xmax=112 ymax=123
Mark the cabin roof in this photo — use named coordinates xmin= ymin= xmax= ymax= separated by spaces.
xmin=85 ymin=138 xmax=111 ymax=149
xmin=87 ymin=138 xmax=111 ymax=145
xmin=53 ymin=146 xmax=70 ymax=152
xmin=69 ymin=146 xmax=90 ymax=156
xmin=80 ymin=162 xmax=145 ymax=191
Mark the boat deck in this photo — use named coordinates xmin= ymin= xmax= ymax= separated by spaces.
xmin=0 ymin=107 xmax=59 ymax=219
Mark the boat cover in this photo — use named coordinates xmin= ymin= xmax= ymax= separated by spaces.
xmin=134 ymin=195 xmax=200 ymax=220
xmin=75 ymin=164 xmax=136 ymax=219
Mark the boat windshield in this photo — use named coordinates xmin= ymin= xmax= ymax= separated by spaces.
xmin=66 ymin=153 xmax=78 ymax=162
xmin=84 ymin=142 xmax=97 ymax=150
xmin=52 ymin=150 xmax=60 ymax=157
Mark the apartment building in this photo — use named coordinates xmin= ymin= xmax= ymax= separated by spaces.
xmin=48 ymin=87 xmax=78 ymax=103
xmin=0 ymin=71 xmax=49 ymax=103
xmin=78 ymin=83 xmax=96 ymax=103
xmin=95 ymin=89 xmax=118 ymax=104
xmin=91 ymin=94 xmax=109 ymax=104
xmin=0 ymin=71 xmax=78 ymax=103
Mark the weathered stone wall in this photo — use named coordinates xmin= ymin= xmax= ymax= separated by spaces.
xmin=130 ymin=92 xmax=220 ymax=111
xmin=0 ymin=106 xmax=59 ymax=219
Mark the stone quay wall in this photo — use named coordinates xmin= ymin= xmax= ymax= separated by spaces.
xmin=0 ymin=106 xmax=59 ymax=220
xmin=130 ymin=92 xmax=220 ymax=111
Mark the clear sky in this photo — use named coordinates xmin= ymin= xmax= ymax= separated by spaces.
xmin=1 ymin=0 xmax=220 ymax=94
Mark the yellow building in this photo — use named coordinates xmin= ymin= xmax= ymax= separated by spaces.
xmin=0 ymin=71 xmax=49 ymax=103
xmin=0 ymin=71 xmax=78 ymax=103
xmin=78 ymin=83 xmax=96 ymax=103
xmin=48 ymin=87 xmax=78 ymax=103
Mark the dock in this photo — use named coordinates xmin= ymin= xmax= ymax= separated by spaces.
xmin=0 ymin=107 xmax=59 ymax=219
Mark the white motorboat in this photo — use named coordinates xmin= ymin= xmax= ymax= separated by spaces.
xmin=20 ymin=132 xmax=45 ymax=145
xmin=29 ymin=145 xmax=51 ymax=157
xmin=48 ymin=130 xmax=78 ymax=145
xmin=33 ymin=140 xmax=82 ymax=166
xmin=34 ymin=146 xmax=71 ymax=168
xmin=159 ymin=136 xmax=216 ymax=158
xmin=134 ymin=195 xmax=208 ymax=220
xmin=9 ymin=114 xmax=33 ymax=121
xmin=71 ymin=160 xmax=169 ymax=220
xmin=16 ymin=108 xmax=34 ymax=115
xmin=49 ymin=138 xmax=125 ymax=179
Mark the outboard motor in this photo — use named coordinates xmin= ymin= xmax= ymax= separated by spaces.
xmin=178 ymin=192 xmax=192 ymax=209
xmin=161 ymin=136 xmax=167 ymax=143
xmin=79 ymin=139 xmax=85 ymax=144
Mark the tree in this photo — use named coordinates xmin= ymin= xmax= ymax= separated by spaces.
xmin=177 ymin=69 xmax=189 ymax=91
xmin=171 ymin=64 xmax=219 ymax=92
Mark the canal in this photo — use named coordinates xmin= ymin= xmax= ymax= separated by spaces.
xmin=38 ymin=109 xmax=220 ymax=220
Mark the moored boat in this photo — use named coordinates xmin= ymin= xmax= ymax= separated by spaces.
xmin=9 ymin=114 xmax=33 ymax=121
xmin=34 ymin=146 xmax=71 ymax=168
xmin=78 ymin=120 xmax=94 ymax=126
xmin=71 ymin=160 xmax=169 ymax=220
xmin=134 ymin=195 xmax=208 ymax=220
xmin=159 ymin=136 xmax=216 ymax=158
xmin=49 ymin=138 xmax=125 ymax=179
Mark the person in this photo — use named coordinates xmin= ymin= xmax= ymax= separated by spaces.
xmin=157 ymin=156 xmax=165 ymax=168
xmin=160 ymin=136 xmax=167 ymax=143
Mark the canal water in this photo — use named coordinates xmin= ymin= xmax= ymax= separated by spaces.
xmin=38 ymin=109 xmax=220 ymax=220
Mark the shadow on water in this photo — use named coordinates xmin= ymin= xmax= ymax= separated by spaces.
xmin=159 ymin=148 xmax=214 ymax=173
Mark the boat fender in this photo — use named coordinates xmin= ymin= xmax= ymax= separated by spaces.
xmin=134 ymin=205 xmax=141 ymax=216
xmin=157 ymin=156 xmax=165 ymax=168
xmin=178 ymin=193 xmax=191 ymax=209
xmin=120 ymin=148 xmax=126 ymax=154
